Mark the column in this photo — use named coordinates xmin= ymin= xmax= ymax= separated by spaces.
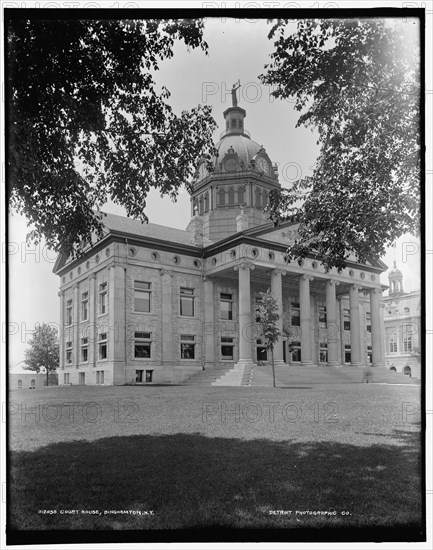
xmin=89 ymin=274 xmax=96 ymax=368
xmin=326 ymin=280 xmax=340 ymax=366
xmin=299 ymin=275 xmax=313 ymax=366
xmin=108 ymin=265 xmax=126 ymax=368
xmin=58 ymin=291 xmax=64 ymax=372
xmin=370 ymin=288 xmax=384 ymax=368
xmin=73 ymin=284 xmax=79 ymax=368
xmin=349 ymin=284 xmax=362 ymax=367
xmin=379 ymin=302 xmax=386 ymax=366
xmin=234 ymin=262 xmax=255 ymax=367
xmin=160 ymin=269 xmax=174 ymax=365
xmin=203 ymin=277 xmax=215 ymax=368
xmin=271 ymin=269 xmax=286 ymax=365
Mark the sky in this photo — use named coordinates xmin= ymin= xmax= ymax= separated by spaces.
xmin=6 ymin=17 xmax=422 ymax=368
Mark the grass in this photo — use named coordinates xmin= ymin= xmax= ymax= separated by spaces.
xmin=8 ymin=384 xmax=423 ymax=537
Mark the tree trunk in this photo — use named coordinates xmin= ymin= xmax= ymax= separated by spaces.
xmin=46 ymin=369 xmax=49 ymax=387
xmin=271 ymin=347 xmax=276 ymax=388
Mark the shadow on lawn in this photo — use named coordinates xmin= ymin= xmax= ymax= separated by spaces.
xmin=9 ymin=429 xmax=423 ymax=539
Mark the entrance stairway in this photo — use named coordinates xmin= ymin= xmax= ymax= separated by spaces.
xmin=182 ymin=364 xmax=419 ymax=387
xmin=181 ymin=365 xmax=237 ymax=386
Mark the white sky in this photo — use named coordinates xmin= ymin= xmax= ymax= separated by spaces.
xmin=6 ymin=17 xmax=422 ymax=368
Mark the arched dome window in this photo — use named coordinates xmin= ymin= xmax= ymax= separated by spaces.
xmin=228 ymin=187 xmax=235 ymax=205
xmin=218 ymin=188 xmax=226 ymax=206
xmin=237 ymin=186 xmax=245 ymax=205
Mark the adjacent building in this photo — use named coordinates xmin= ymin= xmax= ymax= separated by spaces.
xmin=383 ymin=262 xmax=421 ymax=379
xmin=54 ymin=101 xmax=389 ymax=385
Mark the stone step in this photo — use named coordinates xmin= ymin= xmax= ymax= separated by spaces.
xmin=249 ymin=364 xmax=419 ymax=386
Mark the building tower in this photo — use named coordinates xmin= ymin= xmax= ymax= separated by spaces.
xmin=188 ymin=91 xmax=281 ymax=242
xmin=388 ymin=261 xmax=404 ymax=296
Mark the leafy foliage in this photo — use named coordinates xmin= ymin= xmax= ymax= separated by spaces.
xmin=261 ymin=18 xmax=420 ymax=271
xmin=7 ymin=17 xmax=217 ymax=256
xmin=256 ymin=290 xmax=281 ymax=387
xmin=24 ymin=323 xmax=59 ymax=386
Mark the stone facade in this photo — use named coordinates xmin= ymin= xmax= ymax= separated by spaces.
xmin=383 ymin=264 xmax=421 ymax=379
xmin=54 ymin=103 xmax=388 ymax=386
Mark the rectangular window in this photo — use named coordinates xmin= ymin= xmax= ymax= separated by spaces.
xmin=66 ymin=300 xmax=73 ymax=326
xmin=319 ymin=306 xmax=327 ymax=328
xmin=343 ymin=309 xmax=350 ymax=331
xmin=290 ymin=341 xmax=301 ymax=362
xmin=81 ymin=292 xmax=88 ymax=321
xmin=257 ymin=339 xmax=268 ymax=362
xmin=220 ymin=293 xmax=233 ymax=320
xmin=136 ymin=370 xmax=143 ymax=383
xmin=319 ymin=343 xmax=328 ymax=363
xmin=98 ymin=332 xmax=107 ymax=360
xmin=221 ymin=336 xmax=234 ymax=360
xmin=403 ymin=335 xmax=412 ymax=352
xmin=99 ymin=282 xmax=107 ymax=315
xmin=134 ymin=332 xmax=151 ymax=358
xmin=80 ymin=337 xmax=88 ymax=362
xmin=367 ymin=345 xmax=372 ymax=364
xmin=366 ymin=312 xmax=371 ymax=333
xmin=344 ymin=344 xmax=351 ymax=363
xmin=180 ymin=335 xmax=195 ymax=359
xmin=290 ymin=302 xmax=300 ymax=327
xmin=134 ymin=281 xmax=151 ymax=313
xmin=66 ymin=341 xmax=73 ymax=364
xmin=180 ymin=287 xmax=195 ymax=317
xmin=96 ymin=370 xmax=100 ymax=384
xmin=64 ymin=373 xmax=69 ymax=384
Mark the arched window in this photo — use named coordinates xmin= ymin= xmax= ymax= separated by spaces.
xmin=31 ymin=379 xmax=36 ymax=388
xmin=228 ymin=187 xmax=235 ymax=205
xmin=198 ymin=195 xmax=203 ymax=215
xmin=17 ymin=380 xmax=22 ymax=389
xmin=404 ymin=307 xmax=410 ymax=315
xmin=218 ymin=188 xmax=226 ymax=206
xmin=255 ymin=187 xmax=261 ymax=208
xmin=403 ymin=365 xmax=412 ymax=377
xmin=204 ymin=192 xmax=209 ymax=212
xmin=262 ymin=190 xmax=268 ymax=207
xmin=237 ymin=186 xmax=245 ymax=205
xmin=390 ymin=366 xmax=396 ymax=372
xmin=389 ymin=336 xmax=397 ymax=353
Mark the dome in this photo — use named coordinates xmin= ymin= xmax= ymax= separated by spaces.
xmin=215 ymin=134 xmax=263 ymax=168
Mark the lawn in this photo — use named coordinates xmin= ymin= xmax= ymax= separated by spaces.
xmin=8 ymin=383 xmax=423 ymax=539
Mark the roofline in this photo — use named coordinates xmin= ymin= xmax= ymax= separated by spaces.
xmin=53 ymin=231 xmax=202 ymax=276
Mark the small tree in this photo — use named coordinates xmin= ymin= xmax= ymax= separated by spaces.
xmin=256 ymin=290 xmax=281 ymax=388
xmin=24 ymin=323 xmax=59 ymax=387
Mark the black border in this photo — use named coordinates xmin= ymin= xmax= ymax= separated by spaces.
xmin=4 ymin=6 xmax=427 ymax=546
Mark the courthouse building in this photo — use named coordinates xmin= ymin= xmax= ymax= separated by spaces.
xmin=54 ymin=100 xmax=388 ymax=385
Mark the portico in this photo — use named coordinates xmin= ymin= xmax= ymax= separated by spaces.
xmin=205 ymin=249 xmax=386 ymax=371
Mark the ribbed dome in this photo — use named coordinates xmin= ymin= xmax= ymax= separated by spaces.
xmin=215 ymin=134 xmax=263 ymax=168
